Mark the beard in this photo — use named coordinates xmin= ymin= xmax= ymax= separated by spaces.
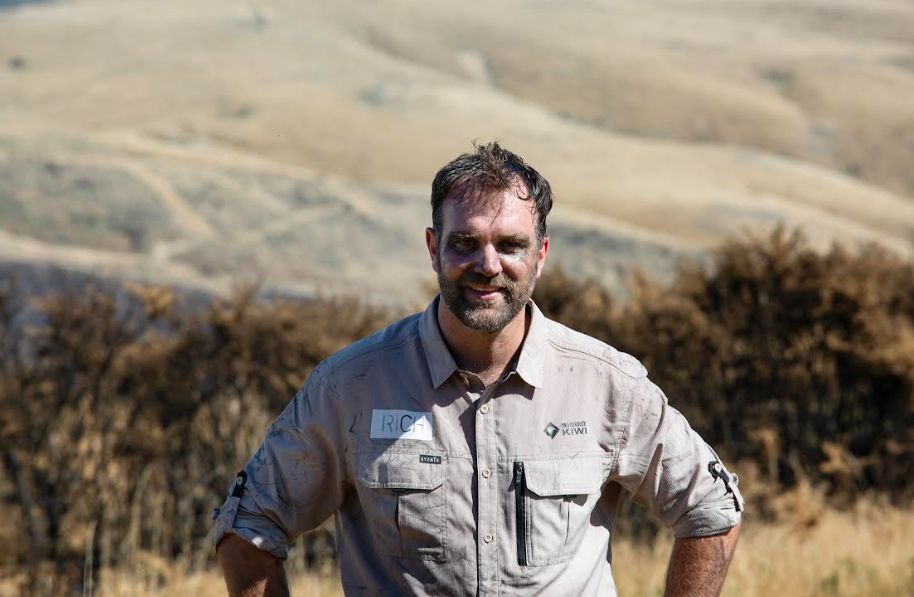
xmin=437 ymin=263 xmax=538 ymax=334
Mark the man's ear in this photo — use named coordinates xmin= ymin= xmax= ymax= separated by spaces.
xmin=535 ymin=235 xmax=549 ymax=279
xmin=425 ymin=227 xmax=440 ymax=273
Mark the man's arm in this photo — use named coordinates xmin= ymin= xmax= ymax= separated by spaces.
xmin=217 ymin=534 xmax=291 ymax=597
xmin=608 ymin=376 xmax=744 ymax=595
xmin=212 ymin=361 xmax=348 ymax=594
xmin=664 ymin=523 xmax=740 ymax=597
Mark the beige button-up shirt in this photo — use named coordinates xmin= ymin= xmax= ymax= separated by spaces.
xmin=213 ymin=297 xmax=743 ymax=596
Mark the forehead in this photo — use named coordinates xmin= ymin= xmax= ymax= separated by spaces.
xmin=439 ymin=188 xmax=537 ymax=237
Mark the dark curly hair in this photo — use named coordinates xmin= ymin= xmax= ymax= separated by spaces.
xmin=430 ymin=141 xmax=553 ymax=242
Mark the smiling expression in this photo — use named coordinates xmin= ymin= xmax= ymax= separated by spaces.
xmin=426 ymin=186 xmax=549 ymax=333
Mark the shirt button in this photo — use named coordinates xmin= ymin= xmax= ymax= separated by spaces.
xmin=480 ymin=404 xmax=490 ymax=414
xmin=483 ymin=533 xmax=494 ymax=543
xmin=481 ymin=468 xmax=491 ymax=479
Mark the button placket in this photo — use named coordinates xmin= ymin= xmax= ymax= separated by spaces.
xmin=475 ymin=387 xmax=499 ymax=586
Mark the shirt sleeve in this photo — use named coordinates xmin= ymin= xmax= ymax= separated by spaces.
xmin=610 ymin=376 xmax=744 ymax=538
xmin=211 ymin=361 xmax=349 ymax=559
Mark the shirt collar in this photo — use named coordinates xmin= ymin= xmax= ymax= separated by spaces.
xmin=419 ymin=297 xmax=460 ymax=389
xmin=515 ymin=300 xmax=547 ymax=389
xmin=418 ymin=296 xmax=547 ymax=390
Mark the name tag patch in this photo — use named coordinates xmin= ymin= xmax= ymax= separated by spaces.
xmin=370 ymin=409 xmax=434 ymax=441
xmin=419 ymin=454 xmax=442 ymax=465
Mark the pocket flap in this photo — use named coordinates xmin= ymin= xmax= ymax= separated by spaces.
xmin=523 ymin=458 xmax=606 ymax=497
xmin=356 ymin=451 xmax=447 ymax=491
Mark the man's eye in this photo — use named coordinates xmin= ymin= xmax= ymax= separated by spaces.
xmin=499 ymin=242 xmax=527 ymax=254
xmin=450 ymin=239 xmax=475 ymax=252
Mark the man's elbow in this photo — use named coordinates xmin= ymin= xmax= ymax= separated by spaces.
xmin=217 ymin=533 xmax=290 ymax=597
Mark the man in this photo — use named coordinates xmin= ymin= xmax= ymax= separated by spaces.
xmin=214 ymin=142 xmax=743 ymax=596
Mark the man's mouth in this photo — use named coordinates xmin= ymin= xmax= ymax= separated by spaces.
xmin=464 ymin=285 xmax=503 ymax=302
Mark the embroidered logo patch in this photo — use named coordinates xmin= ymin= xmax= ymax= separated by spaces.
xmin=545 ymin=420 xmax=589 ymax=438
xmin=419 ymin=454 xmax=442 ymax=465
xmin=370 ymin=409 xmax=434 ymax=441
xmin=560 ymin=420 xmax=589 ymax=436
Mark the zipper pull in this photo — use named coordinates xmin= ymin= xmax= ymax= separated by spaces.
xmin=514 ymin=461 xmax=524 ymax=484
xmin=514 ymin=461 xmax=527 ymax=565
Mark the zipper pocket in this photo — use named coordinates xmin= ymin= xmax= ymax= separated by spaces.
xmin=514 ymin=461 xmax=527 ymax=566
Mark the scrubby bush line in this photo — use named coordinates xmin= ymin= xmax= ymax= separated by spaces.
xmin=0 ymin=280 xmax=388 ymax=594
xmin=1 ymin=227 xmax=913 ymax=592
xmin=534 ymin=227 xmax=914 ymax=507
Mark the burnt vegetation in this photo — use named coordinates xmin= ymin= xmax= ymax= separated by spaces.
xmin=1 ymin=227 xmax=913 ymax=592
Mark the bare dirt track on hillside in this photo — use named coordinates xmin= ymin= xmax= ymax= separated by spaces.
xmin=1 ymin=0 xmax=913 ymax=300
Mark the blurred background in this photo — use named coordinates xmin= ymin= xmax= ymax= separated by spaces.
xmin=1 ymin=0 xmax=913 ymax=595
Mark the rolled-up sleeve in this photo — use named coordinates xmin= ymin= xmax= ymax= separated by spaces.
xmin=611 ymin=377 xmax=743 ymax=538
xmin=212 ymin=361 xmax=348 ymax=559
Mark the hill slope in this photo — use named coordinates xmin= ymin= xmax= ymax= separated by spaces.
xmin=1 ymin=0 xmax=913 ymax=301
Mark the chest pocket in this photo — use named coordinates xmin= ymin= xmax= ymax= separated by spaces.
xmin=515 ymin=457 xmax=606 ymax=566
xmin=355 ymin=450 xmax=447 ymax=562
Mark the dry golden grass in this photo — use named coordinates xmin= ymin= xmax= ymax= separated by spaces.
xmin=613 ymin=496 xmax=914 ymax=597
xmin=93 ymin=564 xmax=344 ymax=597
xmin=73 ymin=498 xmax=914 ymax=597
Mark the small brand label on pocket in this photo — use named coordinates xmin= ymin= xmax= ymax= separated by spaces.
xmin=419 ymin=454 xmax=442 ymax=465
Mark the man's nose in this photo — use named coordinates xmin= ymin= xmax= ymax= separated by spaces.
xmin=476 ymin=244 xmax=503 ymax=277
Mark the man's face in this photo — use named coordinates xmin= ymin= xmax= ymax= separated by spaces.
xmin=426 ymin=187 xmax=549 ymax=333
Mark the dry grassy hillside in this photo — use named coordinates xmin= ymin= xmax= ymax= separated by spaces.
xmin=2 ymin=0 xmax=914 ymax=301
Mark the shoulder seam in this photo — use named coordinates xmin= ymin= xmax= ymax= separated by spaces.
xmin=546 ymin=337 xmax=646 ymax=379
xmin=326 ymin=331 xmax=420 ymax=378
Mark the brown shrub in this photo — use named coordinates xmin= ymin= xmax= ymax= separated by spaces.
xmin=0 ymin=280 xmax=389 ymax=593
xmin=2 ymin=227 xmax=913 ymax=591
xmin=536 ymin=227 xmax=914 ymax=507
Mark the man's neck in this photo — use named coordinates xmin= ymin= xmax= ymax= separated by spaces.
xmin=436 ymin=300 xmax=528 ymax=386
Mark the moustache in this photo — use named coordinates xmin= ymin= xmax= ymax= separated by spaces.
xmin=459 ymin=272 xmax=514 ymax=290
